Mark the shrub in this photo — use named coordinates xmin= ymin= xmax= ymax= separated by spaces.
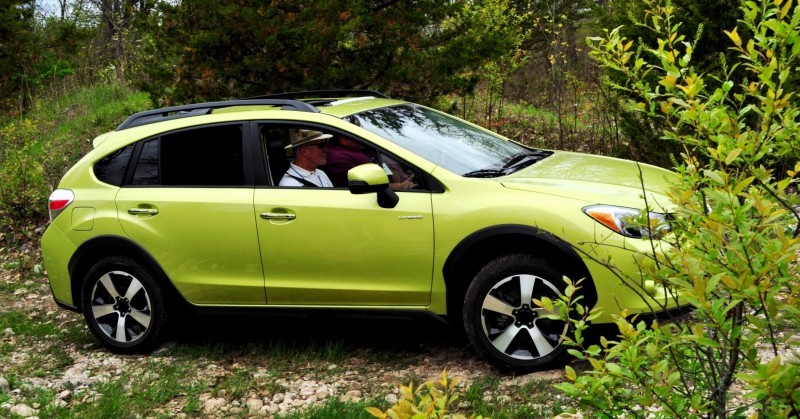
xmin=548 ymin=0 xmax=800 ymax=417
xmin=0 ymin=82 xmax=149 ymax=244
xmin=366 ymin=369 xmax=483 ymax=419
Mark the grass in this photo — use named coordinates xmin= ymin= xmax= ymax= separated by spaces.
xmin=0 ymin=287 xmax=575 ymax=417
xmin=276 ymin=398 xmax=382 ymax=418
xmin=0 ymin=311 xmax=61 ymax=339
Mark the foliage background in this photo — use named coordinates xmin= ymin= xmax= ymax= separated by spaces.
xmin=0 ymin=0 xmax=684 ymax=236
xmin=0 ymin=1 xmax=798 ymax=416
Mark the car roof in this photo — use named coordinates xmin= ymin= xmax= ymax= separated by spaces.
xmin=116 ymin=90 xmax=405 ymax=131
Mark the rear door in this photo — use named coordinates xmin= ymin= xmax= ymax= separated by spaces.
xmin=116 ymin=124 xmax=265 ymax=305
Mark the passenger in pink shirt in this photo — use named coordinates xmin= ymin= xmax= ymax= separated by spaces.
xmin=326 ymin=136 xmax=414 ymax=188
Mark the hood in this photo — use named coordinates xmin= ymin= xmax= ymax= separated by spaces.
xmin=502 ymin=151 xmax=676 ymax=210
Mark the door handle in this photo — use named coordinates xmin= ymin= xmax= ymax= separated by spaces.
xmin=260 ymin=212 xmax=296 ymax=220
xmin=128 ymin=208 xmax=158 ymax=215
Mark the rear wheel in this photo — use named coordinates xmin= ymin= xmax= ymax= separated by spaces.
xmin=464 ymin=254 xmax=570 ymax=372
xmin=81 ymin=256 xmax=169 ymax=353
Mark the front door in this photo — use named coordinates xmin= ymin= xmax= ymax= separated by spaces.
xmin=254 ymin=188 xmax=434 ymax=306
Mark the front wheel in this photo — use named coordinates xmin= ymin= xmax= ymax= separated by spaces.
xmin=464 ymin=254 xmax=571 ymax=373
xmin=81 ymin=256 xmax=170 ymax=354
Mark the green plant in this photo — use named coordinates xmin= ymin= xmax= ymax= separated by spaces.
xmin=0 ymin=82 xmax=148 ymax=244
xmin=550 ymin=0 xmax=800 ymax=417
xmin=366 ymin=369 xmax=480 ymax=419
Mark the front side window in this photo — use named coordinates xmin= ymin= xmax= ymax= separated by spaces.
xmin=130 ymin=124 xmax=244 ymax=186
xmin=347 ymin=104 xmax=549 ymax=176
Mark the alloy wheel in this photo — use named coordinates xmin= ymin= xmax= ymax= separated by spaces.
xmin=89 ymin=270 xmax=153 ymax=344
xmin=479 ymin=273 xmax=567 ymax=361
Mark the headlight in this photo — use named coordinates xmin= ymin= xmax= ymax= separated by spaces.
xmin=583 ymin=205 xmax=671 ymax=239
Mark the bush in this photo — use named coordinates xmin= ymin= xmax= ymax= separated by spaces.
xmin=549 ymin=0 xmax=800 ymax=417
xmin=0 ymin=82 xmax=149 ymax=244
xmin=366 ymin=369 xmax=483 ymax=419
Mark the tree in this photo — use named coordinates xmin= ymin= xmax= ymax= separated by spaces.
xmin=136 ymin=0 xmax=527 ymax=105
xmin=88 ymin=0 xmax=156 ymax=83
xmin=0 ymin=0 xmax=37 ymax=111
xmin=590 ymin=0 xmax=746 ymax=167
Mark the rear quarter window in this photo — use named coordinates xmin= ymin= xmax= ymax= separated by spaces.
xmin=93 ymin=145 xmax=134 ymax=186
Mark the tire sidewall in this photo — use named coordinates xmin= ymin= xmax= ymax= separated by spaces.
xmin=463 ymin=254 xmax=570 ymax=372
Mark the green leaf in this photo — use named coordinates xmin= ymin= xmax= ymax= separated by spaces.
xmin=724 ymin=148 xmax=742 ymax=165
xmin=606 ymin=363 xmax=622 ymax=375
xmin=703 ymin=169 xmax=725 ymax=185
xmin=668 ymin=371 xmax=681 ymax=386
xmin=696 ymin=337 xmax=722 ymax=348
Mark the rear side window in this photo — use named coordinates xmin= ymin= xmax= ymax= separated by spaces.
xmin=94 ymin=145 xmax=134 ymax=186
xmin=131 ymin=125 xmax=245 ymax=186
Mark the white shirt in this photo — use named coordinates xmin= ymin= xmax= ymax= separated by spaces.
xmin=279 ymin=162 xmax=333 ymax=187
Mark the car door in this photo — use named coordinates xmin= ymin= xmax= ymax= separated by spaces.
xmin=254 ymin=124 xmax=434 ymax=306
xmin=116 ymin=124 xmax=266 ymax=305
xmin=254 ymin=189 xmax=434 ymax=306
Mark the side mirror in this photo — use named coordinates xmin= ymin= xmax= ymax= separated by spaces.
xmin=347 ymin=163 xmax=399 ymax=209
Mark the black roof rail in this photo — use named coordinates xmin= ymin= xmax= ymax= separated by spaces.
xmin=246 ymin=90 xmax=390 ymax=100
xmin=116 ymin=99 xmax=320 ymax=131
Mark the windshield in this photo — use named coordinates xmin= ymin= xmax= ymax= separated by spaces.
xmin=347 ymin=104 xmax=548 ymax=176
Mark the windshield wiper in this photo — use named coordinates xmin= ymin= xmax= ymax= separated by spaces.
xmin=462 ymin=168 xmax=509 ymax=178
xmin=502 ymin=150 xmax=554 ymax=173
xmin=464 ymin=151 xmax=554 ymax=178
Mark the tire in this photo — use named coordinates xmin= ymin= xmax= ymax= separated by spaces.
xmin=463 ymin=254 xmax=571 ymax=373
xmin=81 ymin=255 xmax=170 ymax=354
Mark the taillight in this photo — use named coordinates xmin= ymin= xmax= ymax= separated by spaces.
xmin=48 ymin=189 xmax=75 ymax=221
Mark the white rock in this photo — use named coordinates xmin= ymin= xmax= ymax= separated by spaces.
xmin=56 ymin=390 xmax=72 ymax=401
xmin=51 ymin=399 xmax=68 ymax=408
xmin=63 ymin=366 xmax=88 ymax=380
xmin=0 ymin=377 xmax=9 ymax=392
xmin=343 ymin=390 xmax=362 ymax=402
xmin=245 ymin=398 xmax=263 ymax=412
xmin=203 ymin=397 xmax=227 ymax=414
xmin=10 ymin=403 xmax=38 ymax=417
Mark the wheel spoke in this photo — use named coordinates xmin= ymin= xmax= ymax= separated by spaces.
xmin=98 ymin=273 xmax=122 ymax=300
xmin=491 ymin=324 xmax=522 ymax=354
xmin=518 ymin=275 xmax=535 ymax=305
xmin=124 ymin=278 xmax=144 ymax=301
xmin=483 ymin=294 xmax=516 ymax=317
xmin=115 ymin=315 xmax=128 ymax=342
xmin=92 ymin=304 xmax=117 ymax=319
xmin=129 ymin=309 xmax=151 ymax=329
xmin=526 ymin=326 xmax=556 ymax=356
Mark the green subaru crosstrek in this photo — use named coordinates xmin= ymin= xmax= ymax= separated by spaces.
xmin=41 ymin=90 xmax=680 ymax=372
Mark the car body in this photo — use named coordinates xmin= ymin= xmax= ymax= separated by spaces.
xmin=41 ymin=90 xmax=680 ymax=372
